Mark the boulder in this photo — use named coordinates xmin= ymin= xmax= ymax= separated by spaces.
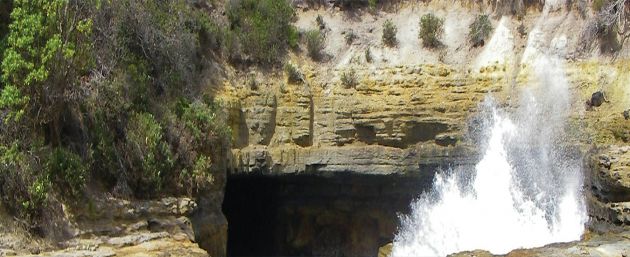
xmin=590 ymin=91 xmax=606 ymax=107
xmin=378 ymin=243 xmax=393 ymax=257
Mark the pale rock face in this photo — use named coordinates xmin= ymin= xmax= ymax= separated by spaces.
xmin=475 ymin=17 xmax=515 ymax=71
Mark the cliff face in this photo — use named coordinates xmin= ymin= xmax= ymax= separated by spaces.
xmin=221 ymin=64 xmax=504 ymax=176
xmin=216 ymin=0 xmax=630 ymax=253
xmin=218 ymin=59 xmax=630 ymax=255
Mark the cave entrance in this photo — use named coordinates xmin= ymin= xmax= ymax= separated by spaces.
xmin=222 ymin=174 xmax=429 ymax=257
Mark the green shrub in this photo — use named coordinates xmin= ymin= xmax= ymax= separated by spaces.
xmin=97 ymin=0 xmax=208 ymax=94
xmin=180 ymin=155 xmax=214 ymax=194
xmin=0 ymin=143 xmax=45 ymax=218
xmin=365 ymin=47 xmax=372 ymax=63
xmin=173 ymin=100 xmax=230 ymax=193
xmin=419 ymin=13 xmax=444 ymax=48
xmin=469 ymin=14 xmax=492 ymax=47
xmin=1 ymin=0 xmax=92 ymax=132
xmin=227 ymin=0 xmax=295 ymax=64
xmin=46 ymin=148 xmax=88 ymax=198
xmin=178 ymin=99 xmax=231 ymax=159
xmin=285 ymin=63 xmax=303 ymax=84
xmin=341 ymin=69 xmax=358 ymax=88
xmin=26 ymin=176 xmax=49 ymax=213
xmin=305 ymin=29 xmax=326 ymax=60
xmin=181 ymin=102 xmax=228 ymax=143
xmin=124 ymin=112 xmax=173 ymax=197
xmin=88 ymin=113 xmax=120 ymax=187
xmin=0 ymin=0 xmax=232 ymax=214
xmin=382 ymin=19 xmax=397 ymax=46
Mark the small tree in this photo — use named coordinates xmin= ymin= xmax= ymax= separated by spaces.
xmin=382 ymin=19 xmax=397 ymax=46
xmin=469 ymin=14 xmax=493 ymax=47
xmin=419 ymin=13 xmax=444 ymax=48
xmin=305 ymin=29 xmax=325 ymax=60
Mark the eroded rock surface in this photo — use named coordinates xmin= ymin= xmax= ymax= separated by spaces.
xmin=2 ymin=197 xmax=212 ymax=257
xmin=448 ymin=230 xmax=630 ymax=257
xmin=222 ymin=64 xmax=504 ymax=176
xmin=588 ymin=146 xmax=630 ymax=226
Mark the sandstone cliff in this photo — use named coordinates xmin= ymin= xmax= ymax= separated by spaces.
xmin=217 ymin=0 xmax=630 ymax=255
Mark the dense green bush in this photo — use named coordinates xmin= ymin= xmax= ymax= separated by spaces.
xmin=305 ymin=29 xmax=326 ymax=60
xmin=419 ymin=13 xmax=444 ymax=48
xmin=1 ymin=0 xmax=92 ymax=131
xmin=172 ymin=100 xmax=230 ymax=194
xmin=181 ymin=155 xmax=213 ymax=194
xmin=86 ymin=0 xmax=228 ymax=198
xmin=382 ymin=19 xmax=397 ymax=46
xmin=0 ymin=0 xmax=93 ymax=221
xmin=95 ymin=0 xmax=209 ymax=95
xmin=0 ymin=0 xmax=229 ymax=225
xmin=181 ymin=101 xmax=229 ymax=145
xmin=0 ymin=143 xmax=46 ymax=219
xmin=124 ymin=112 xmax=173 ymax=196
xmin=46 ymin=148 xmax=88 ymax=198
xmin=227 ymin=0 xmax=295 ymax=64
xmin=469 ymin=14 xmax=493 ymax=47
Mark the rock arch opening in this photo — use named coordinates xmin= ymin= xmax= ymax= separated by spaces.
xmin=222 ymin=174 xmax=431 ymax=257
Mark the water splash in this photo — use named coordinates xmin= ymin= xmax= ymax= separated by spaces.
xmin=392 ymin=56 xmax=587 ymax=256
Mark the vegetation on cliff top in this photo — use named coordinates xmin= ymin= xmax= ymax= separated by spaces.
xmin=227 ymin=0 xmax=295 ymax=64
xmin=468 ymin=14 xmax=493 ymax=47
xmin=382 ymin=19 xmax=397 ymax=46
xmin=0 ymin=0 xmax=230 ymax=228
xmin=419 ymin=13 xmax=444 ymax=48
